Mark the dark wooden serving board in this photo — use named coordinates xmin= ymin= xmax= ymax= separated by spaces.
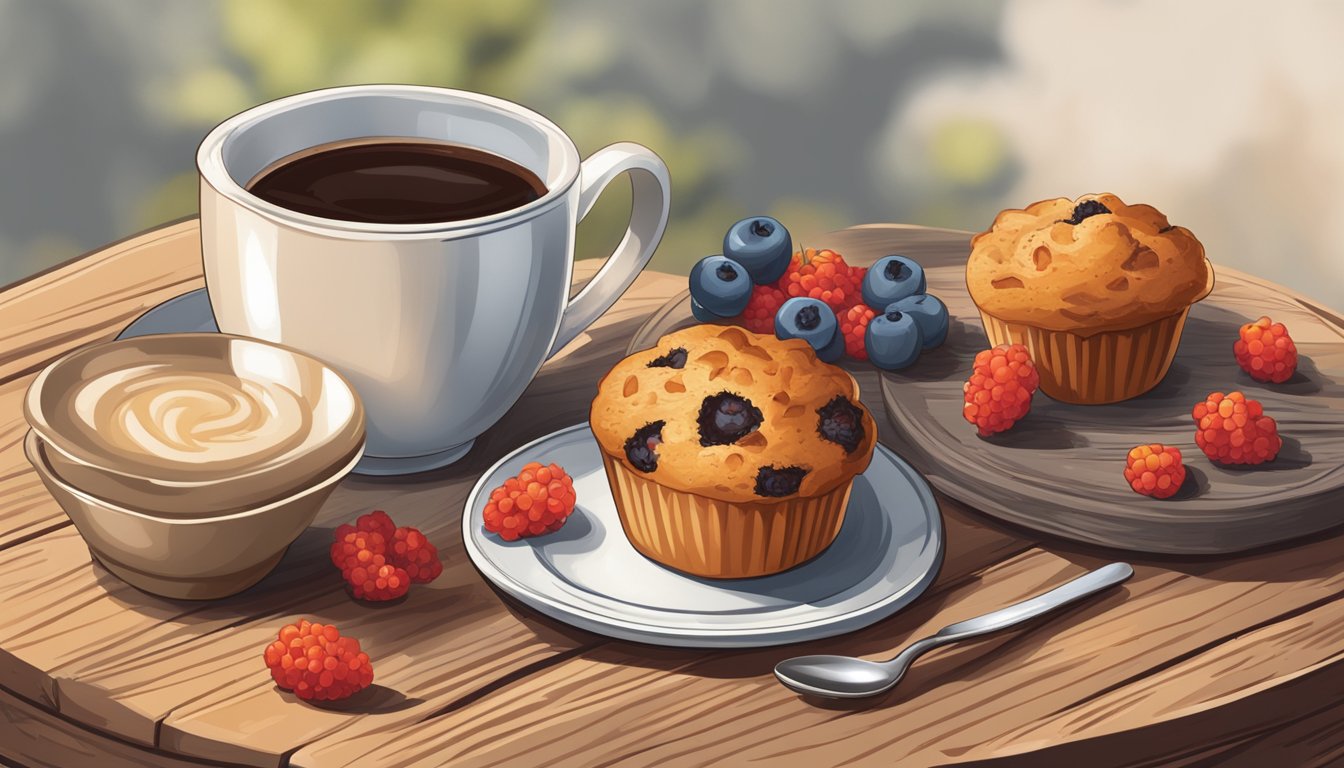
xmin=632 ymin=224 xmax=1344 ymax=555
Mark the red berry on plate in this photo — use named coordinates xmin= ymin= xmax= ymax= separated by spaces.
xmin=781 ymin=249 xmax=862 ymax=313
xmin=737 ymin=284 xmax=788 ymax=334
xmin=263 ymin=620 xmax=373 ymax=701
xmin=1123 ymin=444 xmax=1186 ymax=499
xmin=962 ymin=343 xmax=1040 ymax=437
xmin=389 ymin=526 xmax=443 ymax=584
xmin=1192 ymin=391 xmax=1281 ymax=464
xmin=483 ymin=462 xmax=577 ymax=541
xmin=847 ymin=266 xmax=868 ymax=305
xmin=1234 ymin=316 xmax=1297 ymax=383
xmin=840 ymin=305 xmax=876 ymax=360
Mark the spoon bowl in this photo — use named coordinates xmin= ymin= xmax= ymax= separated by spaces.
xmin=774 ymin=654 xmax=902 ymax=698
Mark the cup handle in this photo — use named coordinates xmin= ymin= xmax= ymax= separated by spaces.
xmin=547 ymin=142 xmax=671 ymax=358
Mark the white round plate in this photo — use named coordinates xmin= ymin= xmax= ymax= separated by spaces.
xmin=463 ymin=423 xmax=944 ymax=648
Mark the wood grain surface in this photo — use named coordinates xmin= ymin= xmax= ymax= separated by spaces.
xmin=1 ymin=220 xmax=1344 ymax=768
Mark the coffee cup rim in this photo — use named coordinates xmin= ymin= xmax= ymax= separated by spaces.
xmin=196 ymin=84 xmax=581 ymax=239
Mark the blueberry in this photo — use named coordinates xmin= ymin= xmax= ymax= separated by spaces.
xmin=754 ymin=465 xmax=808 ymax=497
xmin=647 ymin=347 xmax=688 ymax=369
xmin=1062 ymin=199 xmax=1110 ymax=225
xmin=696 ymin=391 xmax=763 ymax=446
xmin=865 ymin=308 xmax=923 ymax=371
xmin=689 ymin=255 xmax=752 ymax=317
xmin=862 ymin=255 xmax=926 ymax=309
xmin=775 ymin=297 xmax=840 ymax=359
xmin=623 ymin=421 xmax=665 ymax=472
xmin=817 ymin=325 xmax=846 ymax=363
xmin=817 ymin=396 xmax=865 ymax=453
xmin=690 ymin=296 xmax=721 ymax=323
xmin=890 ymin=293 xmax=949 ymax=349
xmin=724 ymin=216 xmax=792 ymax=284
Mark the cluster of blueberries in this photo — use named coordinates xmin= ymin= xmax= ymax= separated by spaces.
xmin=688 ymin=216 xmax=950 ymax=370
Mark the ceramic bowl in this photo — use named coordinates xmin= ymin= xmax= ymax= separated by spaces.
xmin=24 ymin=333 xmax=364 ymax=517
xmin=26 ymin=430 xmax=360 ymax=600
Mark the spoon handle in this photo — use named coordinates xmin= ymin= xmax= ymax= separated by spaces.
xmin=931 ymin=562 xmax=1133 ymax=644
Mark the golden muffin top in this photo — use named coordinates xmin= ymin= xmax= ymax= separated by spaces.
xmin=967 ymin=193 xmax=1213 ymax=333
xmin=589 ymin=324 xmax=876 ymax=504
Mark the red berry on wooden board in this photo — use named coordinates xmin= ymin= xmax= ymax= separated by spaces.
xmin=1234 ymin=316 xmax=1297 ymax=383
xmin=1123 ymin=444 xmax=1186 ymax=499
xmin=1192 ymin=391 xmax=1281 ymax=465
xmin=962 ymin=344 xmax=1040 ymax=436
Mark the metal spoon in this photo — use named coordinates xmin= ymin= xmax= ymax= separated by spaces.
xmin=774 ymin=562 xmax=1134 ymax=698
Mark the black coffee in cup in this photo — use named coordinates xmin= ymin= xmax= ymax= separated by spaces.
xmin=246 ymin=139 xmax=547 ymax=224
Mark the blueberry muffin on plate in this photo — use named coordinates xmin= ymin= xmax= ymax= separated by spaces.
xmin=590 ymin=324 xmax=876 ymax=579
xmin=967 ymin=193 xmax=1214 ymax=404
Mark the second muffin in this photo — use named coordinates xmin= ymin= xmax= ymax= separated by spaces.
xmin=590 ymin=324 xmax=876 ymax=579
xmin=967 ymin=193 xmax=1214 ymax=404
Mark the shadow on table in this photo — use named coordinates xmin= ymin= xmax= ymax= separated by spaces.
xmin=483 ymin=566 xmax=1137 ymax=717
xmin=478 ymin=537 xmax=1131 ymax=694
xmin=504 ymin=501 xmax=1344 ymax=713
xmin=291 ymin=683 xmax=423 ymax=714
xmin=90 ymin=523 xmax=349 ymax=617
xmin=968 ymin=505 xmax=1344 ymax=585
xmin=794 ymin=587 xmax=1138 ymax=713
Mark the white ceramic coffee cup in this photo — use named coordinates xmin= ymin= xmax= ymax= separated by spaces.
xmin=197 ymin=85 xmax=670 ymax=475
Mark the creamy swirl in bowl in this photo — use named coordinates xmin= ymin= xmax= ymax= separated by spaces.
xmin=25 ymin=334 xmax=364 ymax=501
xmin=70 ymin=366 xmax=311 ymax=470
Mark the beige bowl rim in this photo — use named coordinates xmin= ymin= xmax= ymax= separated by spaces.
xmin=23 ymin=332 xmax=364 ymax=486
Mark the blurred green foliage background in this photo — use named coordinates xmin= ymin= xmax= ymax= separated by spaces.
xmin=1 ymin=0 xmax=1342 ymax=309
xmin=0 ymin=0 xmax=1008 ymax=286
xmin=141 ymin=0 xmax=754 ymax=275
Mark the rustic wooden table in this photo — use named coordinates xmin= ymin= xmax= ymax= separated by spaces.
xmin=2 ymin=220 xmax=1343 ymax=768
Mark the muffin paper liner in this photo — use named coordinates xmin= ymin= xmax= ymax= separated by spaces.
xmin=978 ymin=308 xmax=1191 ymax=404
xmin=600 ymin=452 xmax=851 ymax=579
